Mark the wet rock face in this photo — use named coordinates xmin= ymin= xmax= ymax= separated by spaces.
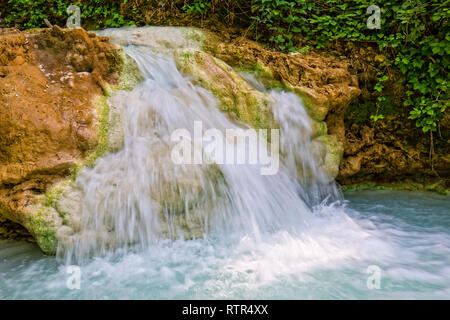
xmin=175 ymin=49 xmax=276 ymax=130
xmin=0 ymin=27 xmax=122 ymax=246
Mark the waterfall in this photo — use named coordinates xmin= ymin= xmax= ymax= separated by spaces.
xmin=60 ymin=31 xmax=341 ymax=263
xmin=238 ymin=72 xmax=342 ymax=205
xmin=2 ymin=27 xmax=450 ymax=301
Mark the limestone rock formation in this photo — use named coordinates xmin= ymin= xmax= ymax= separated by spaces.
xmin=0 ymin=26 xmax=123 ymax=253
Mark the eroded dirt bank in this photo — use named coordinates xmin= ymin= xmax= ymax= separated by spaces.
xmin=0 ymin=27 xmax=122 ymax=240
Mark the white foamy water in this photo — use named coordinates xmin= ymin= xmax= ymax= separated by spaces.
xmin=59 ymin=38 xmax=339 ymax=262
xmin=1 ymin=191 xmax=450 ymax=299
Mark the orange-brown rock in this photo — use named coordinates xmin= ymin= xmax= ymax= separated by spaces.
xmin=0 ymin=27 xmax=122 ymax=229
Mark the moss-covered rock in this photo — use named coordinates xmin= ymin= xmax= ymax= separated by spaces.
xmin=316 ymin=135 xmax=344 ymax=180
xmin=341 ymin=181 xmax=449 ymax=195
xmin=17 ymin=47 xmax=143 ymax=255
xmin=117 ymin=51 xmax=145 ymax=91
xmin=174 ymin=49 xmax=277 ymax=130
xmin=23 ymin=202 xmax=62 ymax=255
xmin=311 ymin=120 xmax=328 ymax=138
xmin=175 ymin=43 xmax=344 ymax=182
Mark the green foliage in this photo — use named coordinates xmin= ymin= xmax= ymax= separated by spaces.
xmin=249 ymin=0 xmax=449 ymax=132
xmin=78 ymin=1 xmax=130 ymax=28
xmin=370 ymin=73 xmax=388 ymax=122
xmin=297 ymin=45 xmax=311 ymax=55
xmin=183 ymin=0 xmax=211 ymax=18
xmin=4 ymin=0 xmax=132 ymax=29
xmin=347 ymin=96 xmax=395 ymax=124
xmin=251 ymin=0 xmax=304 ymax=52
xmin=370 ymin=114 xmax=384 ymax=122
xmin=4 ymin=0 xmax=49 ymax=29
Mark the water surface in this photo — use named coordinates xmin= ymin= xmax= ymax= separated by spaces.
xmin=1 ymin=190 xmax=449 ymax=299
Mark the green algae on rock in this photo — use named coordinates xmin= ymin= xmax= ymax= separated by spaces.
xmin=316 ymin=135 xmax=344 ymax=181
xmin=175 ymin=49 xmax=277 ymax=130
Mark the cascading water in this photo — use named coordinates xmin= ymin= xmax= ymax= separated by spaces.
xmin=239 ymin=71 xmax=342 ymax=205
xmin=60 ymin=36 xmax=339 ymax=262
xmin=2 ymin=27 xmax=449 ymax=299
